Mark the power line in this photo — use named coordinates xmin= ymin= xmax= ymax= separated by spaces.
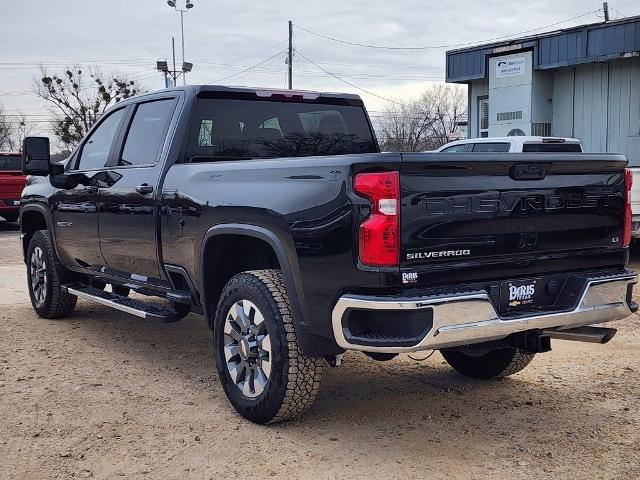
xmin=208 ymin=49 xmax=287 ymax=84
xmin=294 ymin=10 xmax=599 ymax=50
xmin=295 ymin=50 xmax=402 ymax=105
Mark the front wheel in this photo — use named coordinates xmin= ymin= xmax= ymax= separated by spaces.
xmin=441 ymin=347 xmax=535 ymax=379
xmin=26 ymin=230 xmax=77 ymax=319
xmin=213 ymin=269 xmax=323 ymax=424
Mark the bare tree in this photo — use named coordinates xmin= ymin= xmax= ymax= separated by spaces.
xmin=376 ymin=100 xmax=433 ymax=152
xmin=0 ymin=106 xmax=13 ymax=151
xmin=0 ymin=105 xmax=33 ymax=152
xmin=34 ymin=67 xmax=145 ymax=149
xmin=375 ymin=84 xmax=467 ymax=152
xmin=418 ymin=84 xmax=467 ymax=150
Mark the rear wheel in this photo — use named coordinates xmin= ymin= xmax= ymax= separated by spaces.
xmin=441 ymin=347 xmax=535 ymax=379
xmin=213 ymin=269 xmax=323 ymax=424
xmin=26 ymin=230 xmax=77 ymax=319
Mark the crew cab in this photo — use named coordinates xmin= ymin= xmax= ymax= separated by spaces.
xmin=436 ymin=136 xmax=583 ymax=153
xmin=0 ymin=152 xmax=26 ymax=223
xmin=19 ymin=86 xmax=637 ymax=424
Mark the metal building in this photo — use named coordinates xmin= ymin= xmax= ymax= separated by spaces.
xmin=445 ymin=15 xmax=640 ymax=164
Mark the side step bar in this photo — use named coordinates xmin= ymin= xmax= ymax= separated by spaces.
xmin=62 ymin=285 xmax=185 ymax=323
xmin=544 ymin=326 xmax=617 ymax=344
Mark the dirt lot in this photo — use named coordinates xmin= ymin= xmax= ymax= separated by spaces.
xmin=1 ymin=222 xmax=639 ymax=479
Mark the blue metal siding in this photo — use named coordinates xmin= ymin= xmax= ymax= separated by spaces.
xmin=447 ymin=16 xmax=640 ymax=82
xmin=446 ymin=50 xmax=485 ymax=81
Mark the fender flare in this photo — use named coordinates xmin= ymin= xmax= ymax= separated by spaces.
xmin=20 ymin=203 xmax=60 ymax=262
xmin=199 ymin=223 xmax=310 ymax=338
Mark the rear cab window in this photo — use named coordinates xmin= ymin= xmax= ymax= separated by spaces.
xmin=186 ymin=95 xmax=377 ymax=161
xmin=0 ymin=155 xmax=22 ymax=171
xmin=522 ymin=143 xmax=582 ymax=152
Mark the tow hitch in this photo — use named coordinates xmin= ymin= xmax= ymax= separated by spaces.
xmin=509 ymin=330 xmax=552 ymax=353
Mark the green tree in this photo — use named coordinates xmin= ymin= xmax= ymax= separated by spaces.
xmin=35 ymin=67 xmax=144 ymax=149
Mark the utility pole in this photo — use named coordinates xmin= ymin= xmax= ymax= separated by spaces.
xmin=156 ymin=37 xmax=183 ymax=88
xmin=167 ymin=0 xmax=194 ymax=85
xmin=288 ymin=20 xmax=293 ymax=90
xmin=603 ymin=2 xmax=610 ymax=21
xmin=180 ymin=10 xmax=186 ymax=85
xmin=172 ymin=36 xmax=177 ymax=85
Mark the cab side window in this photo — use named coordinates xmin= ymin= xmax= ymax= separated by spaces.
xmin=75 ymin=108 xmax=126 ymax=171
xmin=119 ymin=99 xmax=176 ymax=167
xmin=472 ymin=142 xmax=510 ymax=152
xmin=441 ymin=144 xmax=468 ymax=152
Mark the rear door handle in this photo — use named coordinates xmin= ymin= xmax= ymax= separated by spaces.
xmin=136 ymin=184 xmax=154 ymax=195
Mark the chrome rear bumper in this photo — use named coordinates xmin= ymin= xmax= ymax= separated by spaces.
xmin=331 ymin=273 xmax=638 ymax=353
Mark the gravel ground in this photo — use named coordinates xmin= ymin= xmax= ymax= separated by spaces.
xmin=1 ymin=221 xmax=639 ymax=479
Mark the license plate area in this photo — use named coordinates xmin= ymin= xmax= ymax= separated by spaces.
xmin=499 ymin=278 xmax=544 ymax=313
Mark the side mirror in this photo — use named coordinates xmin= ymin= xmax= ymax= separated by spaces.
xmin=23 ymin=137 xmax=51 ymax=176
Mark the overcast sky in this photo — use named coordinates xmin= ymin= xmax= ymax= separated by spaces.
xmin=1 ymin=0 xmax=638 ymax=136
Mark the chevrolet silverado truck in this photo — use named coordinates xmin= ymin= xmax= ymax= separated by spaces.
xmin=1 ymin=152 xmax=26 ymax=223
xmin=20 ymin=85 xmax=638 ymax=424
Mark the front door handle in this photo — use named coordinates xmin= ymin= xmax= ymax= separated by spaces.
xmin=136 ymin=184 xmax=154 ymax=195
xmin=83 ymin=185 xmax=98 ymax=193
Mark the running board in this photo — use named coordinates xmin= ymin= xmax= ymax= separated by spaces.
xmin=62 ymin=285 xmax=184 ymax=323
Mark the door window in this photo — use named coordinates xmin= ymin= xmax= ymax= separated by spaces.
xmin=120 ymin=99 xmax=176 ymax=166
xmin=440 ymin=144 xmax=468 ymax=153
xmin=76 ymin=108 xmax=126 ymax=171
xmin=472 ymin=142 xmax=510 ymax=152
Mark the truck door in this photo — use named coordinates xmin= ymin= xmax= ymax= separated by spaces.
xmin=97 ymin=97 xmax=177 ymax=282
xmin=52 ymin=107 xmax=127 ymax=270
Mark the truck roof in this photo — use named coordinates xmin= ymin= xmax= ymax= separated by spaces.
xmin=133 ymin=85 xmax=364 ymax=102
xmin=446 ymin=136 xmax=582 ymax=145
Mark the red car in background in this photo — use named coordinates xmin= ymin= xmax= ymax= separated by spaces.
xmin=0 ymin=152 xmax=26 ymax=223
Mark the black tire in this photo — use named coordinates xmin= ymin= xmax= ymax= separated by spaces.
xmin=441 ymin=347 xmax=535 ymax=379
xmin=2 ymin=212 xmax=18 ymax=223
xmin=26 ymin=230 xmax=77 ymax=319
xmin=213 ymin=269 xmax=323 ymax=424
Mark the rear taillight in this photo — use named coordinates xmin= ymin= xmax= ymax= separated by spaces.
xmin=353 ymin=171 xmax=400 ymax=267
xmin=624 ymin=168 xmax=633 ymax=247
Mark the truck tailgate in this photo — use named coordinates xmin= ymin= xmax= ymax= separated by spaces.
xmin=400 ymin=153 xmax=628 ymax=285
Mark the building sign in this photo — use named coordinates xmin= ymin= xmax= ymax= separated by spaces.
xmin=496 ymin=57 xmax=525 ymax=78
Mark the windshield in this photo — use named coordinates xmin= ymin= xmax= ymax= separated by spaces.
xmin=187 ymin=98 xmax=377 ymax=161
xmin=0 ymin=155 xmax=22 ymax=171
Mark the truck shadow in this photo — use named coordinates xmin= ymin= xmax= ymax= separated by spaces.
xmin=61 ymin=300 xmax=603 ymax=444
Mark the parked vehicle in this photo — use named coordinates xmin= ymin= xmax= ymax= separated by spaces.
xmin=0 ymin=152 xmax=27 ymax=223
xmin=435 ymin=136 xmax=583 ymax=153
xmin=629 ymin=168 xmax=640 ymax=239
xmin=20 ymin=86 xmax=637 ymax=423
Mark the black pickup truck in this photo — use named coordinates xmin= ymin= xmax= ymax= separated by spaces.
xmin=20 ymin=85 xmax=638 ymax=423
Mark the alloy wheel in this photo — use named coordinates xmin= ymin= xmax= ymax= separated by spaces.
xmin=30 ymin=246 xmax=48 ymax=307
xmin=223 ymin=299 xmax=272 ymax=398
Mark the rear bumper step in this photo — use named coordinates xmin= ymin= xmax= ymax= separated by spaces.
xmin=331 ymin=272 xmax=637 ymax=353
xmin=63 ymin=285 xmax=185 ymax=322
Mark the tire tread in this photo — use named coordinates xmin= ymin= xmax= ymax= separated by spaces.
xmin=29 ymin=230 xmax=76 ymax=319
xmin=245 ymin=269 xmax=323 ymax=423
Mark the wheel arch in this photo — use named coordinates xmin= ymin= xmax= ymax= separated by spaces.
xmin=199 ymin=224 xmax=312 ymax=350
xmin=20 ymin=204 xmax=53 ymax=264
